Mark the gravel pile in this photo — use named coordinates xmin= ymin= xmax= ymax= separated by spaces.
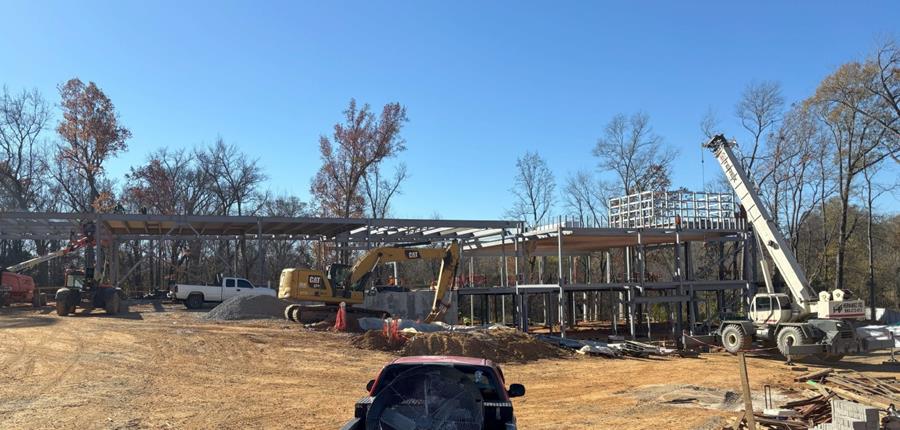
xmin=203 ymin=295 xmax=291 ymax=320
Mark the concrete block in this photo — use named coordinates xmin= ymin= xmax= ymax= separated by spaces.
xmin=831 ymin=399 xmax=879 ymax=430
xmin=363 ymin=290 xmax=458 ymax=324
xmin=813 ymin=424 xmax=834 ymax=430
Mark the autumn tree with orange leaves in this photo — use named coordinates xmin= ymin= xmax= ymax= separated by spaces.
xmin=55 ymin=78 xmax=131 ymax=212
xmin=311 ymin=99 xmax=408 ymax=218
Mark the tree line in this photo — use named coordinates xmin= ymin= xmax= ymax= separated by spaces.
xmin=506 ymin=39 xmax=899 ymax=309
xmin=0 ymin=78 xmax=408 ymax=289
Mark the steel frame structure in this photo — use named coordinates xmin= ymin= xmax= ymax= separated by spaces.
xmin=1 ymin=211 xmax=755 ymax=342
xmin=457 ymin=219 xmax=756 ymax=342
xmin=0 ymin=211 xmax=516 ymax=287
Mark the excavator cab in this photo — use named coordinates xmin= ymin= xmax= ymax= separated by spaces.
xmin=749 ymin=293 xmax=792 ymax=325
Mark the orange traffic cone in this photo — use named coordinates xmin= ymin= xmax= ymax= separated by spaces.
xmin=334 ymin=302 xmax=347 ymax=331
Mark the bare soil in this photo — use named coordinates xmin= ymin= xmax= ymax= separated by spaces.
xmin=0 ymin=303 xmax=895 ymax=430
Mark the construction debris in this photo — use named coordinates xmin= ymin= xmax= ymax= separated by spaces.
xmin=535 ymin=336 xmax=688 ymax=359
xmin=536 ymin=335 xmax=618 ymax=357
xmin=727 ymin=368 xmax=899 ymax=430
xmin=805 ymin=370 xmax=900 ymax=410
xmin=203 ymin=295 xmax=291 ymax=320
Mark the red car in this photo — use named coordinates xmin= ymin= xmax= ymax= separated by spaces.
xmin=341 ymin=355 xmax=525 ymax=430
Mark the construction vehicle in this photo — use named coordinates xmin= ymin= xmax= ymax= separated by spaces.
xmin=0 ymin=231 xmax=96 ymax=308
xmin=279 ymin=241 xmax=460 ymax=324
xmin=54 ymin=222 xmax=126 ymax=316
xmin=705 ymin=134 xmax=867 ymax=361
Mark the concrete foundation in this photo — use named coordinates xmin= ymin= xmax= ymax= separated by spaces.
xmin=363 ymin=290 xmax=458 ymax=324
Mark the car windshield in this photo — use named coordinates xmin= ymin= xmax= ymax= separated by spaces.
xmin=375 ymin=364 xmax=503 ymax=401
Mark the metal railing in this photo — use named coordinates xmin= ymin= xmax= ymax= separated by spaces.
xmin=608 ymin=190 xmax=745 ymax=230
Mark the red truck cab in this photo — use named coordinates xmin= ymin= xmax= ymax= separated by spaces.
xmin=342 ymin=355 xmax=525 ymax=430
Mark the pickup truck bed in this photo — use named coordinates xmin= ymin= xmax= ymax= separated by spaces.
xmin=170 ymin=277 xmax=274 ymax=309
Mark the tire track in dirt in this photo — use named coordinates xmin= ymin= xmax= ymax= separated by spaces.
xmin=0 ymin=317 xmax=87 ymax=418
xmin=0 ymin=330 xmax=29 ymax=378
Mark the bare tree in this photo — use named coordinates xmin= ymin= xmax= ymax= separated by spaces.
xmin=362 ymin=163 xmax=408 ymax=219
xmin=311 ymin=99 xmax=408 ymax=219
xmin=593 ymin=112 xmax=675 ymax=195
xmin=197 ymin=138 xmax=267 ymax=216
xmin=735 ymin=80 xmax=784 ymax=177
xmin=700 ymin=106 xmax=721 ymax=139
xmin=761 ymin=105 xmax=824 ymax=235
xmin=815 ymin=39 xmax=899 ymax=143
xmin=563 ymin=170 xmax=611 ymax=227
xmin=0 ymin=86 xmax=51 ymax=211
xmin=505 ymin=151 xmax=555 ymax=229
xmin=55 ymin=78 xmax=131 ymax=212
xmin=809 ymin=85 xmax=894 ymax=291
xmin=125 ymin=148 xmax=213 ymax=215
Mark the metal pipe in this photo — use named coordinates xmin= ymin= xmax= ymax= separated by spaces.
xmin=557 ymin=222 xmax=566 ymax=338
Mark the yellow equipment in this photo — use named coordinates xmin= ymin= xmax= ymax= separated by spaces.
xmin=279 ymin=241 xmax=460 ymax=323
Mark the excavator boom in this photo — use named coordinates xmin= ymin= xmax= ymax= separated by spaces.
xmin=279 ymin=241 xmax=461 ymax=323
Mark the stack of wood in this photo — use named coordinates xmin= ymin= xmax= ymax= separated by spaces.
xmin=725 ymin=368 xmax=899 ymax=430
xmin=797 ymin=368 xmax=900 ymax=409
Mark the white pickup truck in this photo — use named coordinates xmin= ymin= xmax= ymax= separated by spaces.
xmin=170 ymin=277 xmax=275 ymax=309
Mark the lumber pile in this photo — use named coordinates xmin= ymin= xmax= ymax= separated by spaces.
xmin=800 ymin=368 xmax=900 ymax=409
xmin=726 ymin=368 xmax=899 ymax=430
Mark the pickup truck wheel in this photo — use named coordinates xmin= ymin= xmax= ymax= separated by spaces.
xmin=777 ymin=327 xmax=810 ymax=359
xmin=721 ymin=324 xmax=750 ymax=354
xmin=185 ymin=294 xmax=203 ymax=310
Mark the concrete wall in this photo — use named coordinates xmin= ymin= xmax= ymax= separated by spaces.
xmin=364 ymin=290 xmax=458 ymax=324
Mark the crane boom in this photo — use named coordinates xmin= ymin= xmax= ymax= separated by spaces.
xmin=704 ymin=135 xmax=816 ymax=314
xmin=4 ymin=236 xmax=93 ymax=274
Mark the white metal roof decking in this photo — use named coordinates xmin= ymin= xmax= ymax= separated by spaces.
xmin=463 ymin=222 xmax=745 ymax=257
xmin=0 ymin=212 xmax=517 ymax=245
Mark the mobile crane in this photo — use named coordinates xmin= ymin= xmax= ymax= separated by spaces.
xmin=706 ymin=135 xmax=866 ymax=361
xmin=279 ymin=241 xmax=460 ymax=324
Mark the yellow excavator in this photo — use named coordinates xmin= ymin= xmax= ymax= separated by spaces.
xmin=279 ymin=241 xmax=460 ymax=324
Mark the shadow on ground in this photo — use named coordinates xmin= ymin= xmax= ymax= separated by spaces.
xmin=746 ymin=350 xmax=900 ymax=374
xmin=0 ymin=314 xmax=58 ymax=329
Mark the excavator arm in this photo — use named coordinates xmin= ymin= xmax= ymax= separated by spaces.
xmin=345 ymin=242 xmax=461 ymax=322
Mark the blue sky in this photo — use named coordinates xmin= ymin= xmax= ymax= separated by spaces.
xmin=2 ymin=1 xmax=898 ymax=219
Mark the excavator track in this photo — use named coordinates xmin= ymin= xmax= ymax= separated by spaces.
xmin=283 ymin=303 xmax=389 ymax=325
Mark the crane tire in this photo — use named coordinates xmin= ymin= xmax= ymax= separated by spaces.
xmin=777 ymin=326 xmax=810 ymax=359
xmin=721 ymin=324 xmax=751 ymax=354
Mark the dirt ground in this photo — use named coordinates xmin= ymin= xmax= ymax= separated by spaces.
xmin=1 ymin=303 xmax=896 ymax=430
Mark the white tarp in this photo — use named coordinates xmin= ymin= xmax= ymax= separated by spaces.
xmin=356 ymin=317 xmax=507 ymax=333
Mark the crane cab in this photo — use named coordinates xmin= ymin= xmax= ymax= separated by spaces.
xmin=278 ymin=267 xmax=365 ymax=305
xmin=749 ymin=293 xmax=793 ymax=325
